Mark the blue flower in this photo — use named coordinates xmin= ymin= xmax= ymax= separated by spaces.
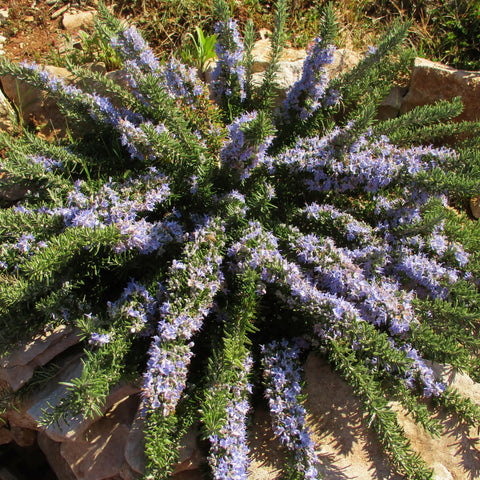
xmin=261 ymin=340 xmax=320 ymax=479
xmin=89 ymin=332 xmax=111 ymax=346
xmin=212 ymin=18 xmax=246 ymax=105
xmin=281 ymin=38 xmax=337 ymax=123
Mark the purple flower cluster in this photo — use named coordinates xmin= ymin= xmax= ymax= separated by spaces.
xmin=301 ymin=202 xmax=376 ymax=245
xmin=261 ymin=339 xmax=320 ymax=479
xmin=111 ymin=25 xmax=160 ymax=77
xmin=227 ymin=222 xmax=362 ymax=328
xmin=18 ymin=61 xmax=165 ymax=162
xmin=159 ymin=58 xmax=205 ymax=103
xmin=368 ymin=198 xmax=470 ymax=300
xmin=107 ymin=279 xmax=159 ymax=335
xmin=0 ymin=232 xmax=48 ymax=272
xmin=143 ymin=340 xmax=194 ymax=415
xmin=143 ymin=218 xmax=226 ymax=415
xmin=395 ymin=248 xmax=461 ymax=299
xmin=117 ymin=119 xmax=168 ymax=161
xmin=211 ymin=18 xmax=246 ymax=103
xmin=207 ymin=355 xmax=253 ymax=480
xmin=28 ymin=155 xmax=63 ymax=173
xmin=290 ymin=229 xmax=414 ymax=336
xmin=271 ymin=129 xmax=455 ymax=194
xmin=220 ymin=111 xmax=273 ymax=180
xmin=281 ymin=38 xmax=337 ymax=122
xmin=47 ymin=170 xmax=178 ymax=255
xmin=89 ymin=332 xmax=111 ymax=346
xmin=373 ymin=189 xmax=451 ymax=235
xmin=111 ymin=24 xmax=207 ymax=109
xmin=401 ymin=344 xmax=446 ymax=397
xmin=427 ymin=225 xmax=469 ymax=267
xmin=14 ymin=233 xmax=36 ymax=254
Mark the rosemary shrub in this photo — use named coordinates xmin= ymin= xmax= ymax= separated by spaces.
xmin=1 ymin=1 xmax=480 ymax=479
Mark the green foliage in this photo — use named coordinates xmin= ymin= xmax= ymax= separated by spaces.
xmin=0 ymin=2 xmax=480 ymax=480
xmin=255 ymin=0 xmax=289 ymax=111
xmin=49 ymin=29 xmax=122 ymax=71
xmin=329 ymin=339 xmax=434 ymax=479
xmin=362 ymin=0 xmax=480 ymax=70
xmin=181 ymin=27 xmax=217 ymax=74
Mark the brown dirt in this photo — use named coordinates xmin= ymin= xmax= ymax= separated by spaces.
xmin=0 ymin=0 xmax=69 ymax=63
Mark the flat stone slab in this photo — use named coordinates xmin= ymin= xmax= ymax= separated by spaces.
xmin=401 ymin=57 xmax=480 ymax=122
xmin=0 ymin=325 xmax=81 ymax=391
xmin=248 ymin=354 xmax=480 ymax=479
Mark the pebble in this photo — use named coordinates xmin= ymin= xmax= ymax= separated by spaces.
xmin=0 ymin=8 xmax=8 ymax=25
xmin=51 ymin=4 xmax=69 ymax=20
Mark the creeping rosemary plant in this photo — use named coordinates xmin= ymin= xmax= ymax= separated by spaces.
xmin=1 ymin=1 xmax=480 ymax=479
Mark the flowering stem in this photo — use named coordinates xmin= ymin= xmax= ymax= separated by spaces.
xmin=261 ymin=339 xmax=321 ymax=479
xmin=201 ymin=268 xmax=260 ymax=480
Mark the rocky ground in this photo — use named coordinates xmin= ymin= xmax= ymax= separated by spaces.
xmin=0 ymin=0 xmax=102 ymax=63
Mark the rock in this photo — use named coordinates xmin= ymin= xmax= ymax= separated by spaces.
xmin=428 ymin=361 xmax=480 ymax=405
xmin=85 ymin=61 xmax=107 ymax=75
xmin=0 ymin=173 xmax=29 ymax=204
xmin=60 ymin=394 xmax=139 ymax=480
xmin=393 ymin=400 xmax=479 ymax=480
xmin=378 ymin=86 xmax=408 ymax=120
xmin=79 ymin=68 xmax=131 ymax=109
xmin=37 ymin=432 xmax=76 ymax=480
xmin=250 ymin=39 xmax=307 ymax=73
xmin=9 ymin=426 xmax=36 ymax=447
xmin=61 ymin=423 xmax=130 ymax=479
xmin=119 ymin=463 xmax=140 ymax=480
xmin=124 ymin=405 xmax=145 ymax=475
xmin=24 ymin=355 xmax=85 ymax=440
xmin=327 ymin=48 xmax=362 ymax=80
xmin=1 ymin=66 xmax=73 ymax=137
xmin=0 ymin=87 xmax=17 ymax=133
xmin=0 ymin=325 xmax=81 ymax=391
xmin=62 ymin=11 xmax=96 ymax=32
xmin=105 ymin=69 xmax=131 ymax=91
xmin=250 ymin=58 xmax=305 ymax=105
xmin=39 ymin=377 xmax=139 ymax=444
xmin=401 ymin=57 xmax=480 ymax=122
xmin=3 ymin=345 xmax=140 ymax=444
xmin=470 ymin=197 xmax=480 ymax=219
xmin=0 ymin=426 xmax=12 ymax=445
xmin=0 ymin=9 xmax=8 ymax=25
xmin=249 ymin=353 xmax=480 ymax=480
xmin=247 ymin=408 xmax=285 ymax=480
xmin=4 ymin=404 xmax=38 ymax=432
xmin=173 ymin=426 xmax=202 ymax=474
xmin=432 ymin=463 xmax=453 ymax=480
xmin=303 ymin=354 xmax=401 ymax=480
